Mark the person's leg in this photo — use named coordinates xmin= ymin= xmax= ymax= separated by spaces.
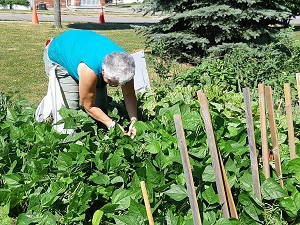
xmin=55 ymin=65 xmax=79 ymax=110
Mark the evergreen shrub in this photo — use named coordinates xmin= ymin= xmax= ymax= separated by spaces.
xmin=142 ymin=0 xmax=292 ymax=62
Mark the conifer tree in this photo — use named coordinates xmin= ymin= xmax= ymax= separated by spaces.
xmin=141 ymin=0 xmax=292 ymax=61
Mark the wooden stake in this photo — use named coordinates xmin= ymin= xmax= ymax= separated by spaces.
xmin=284 ymin=83 xmax=296 ymax=159
xmin=217 ymin=149 xmax=239 ymax=219
xmin=197 ymin=90 xmax=238 ymax=219
xmin=243 ymin=87 xmax=262 ymax=200
xmin=174 ymin=114 xmax=202 ymax=225
xmin=140 ymin=181 xmax=155 ymax=225
xmin=258 ymin=84 xmax=270 ymax=178
xmin=265 ymin=86 xmax=284 ymax=188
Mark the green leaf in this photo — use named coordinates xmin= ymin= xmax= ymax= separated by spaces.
xmin=39 ymin=211 xmax=56 ymax=225
xmin=89 ymin=173 xmax=110 ymax=185
xmin=114 ymin=212 xmax=145 ymax=225
xmin=202 ymin=165 xmax=216 ymax=182
xmin=92 ymin=209 xmax=104 ymax=225
xmin=0 ymin=189 xmax=11 ymax=203
xmin=202 ymin=185 xmax=219 ymax=204
xmin=57 ymin=152 xmax=73 ymax=170
xmin=108 ymin=149 xmax=124 ymax=171
xmin=101 ymin=203 xmax=119 ymax=213
xmin=2 ymin=203 xmax=9 ymax=215
xmin=182 ymin=111 xmax=202 ymax=131
xmin=159 ymin=103 xmax=181 ymax=119
xmin=16 ymin=213 xmax=35 ymax=225
xmin=145 ymin=140 xmax=161 ymax=154
xmin=165 ymin=210 xmax=179 ymax=225
xmin=154 ymin=150 xmax=171 ymax=170
xmin=282 ymin=158 xmax=300 ymax=174
xmin=210 ymin=103 xmax=223 ymax=113
xmin=189 ymin=146 xmax=208 ymax=159
xmin=165 ymin=184 xmax=188 ymax=201
xmin=226 ymin=125 xmax=238 ymax=138
xmin=239 ymin=171 xmax=254 ymax=192
xmin=223 ymin=141 xmax=249 ymax=156
xmin=215 ymin=218 xmax=240 ymax=225
xmin=128 ymin=199 xmax=147 ymax=219
xmin=111 ymin=189 xmax=139 ymax=210
xmin=146 ymin=160 xmax=165 ymax=187
xmin=3 ymin=174 xmax=22 ymax=189
xmin=40 ymin=192 xmax=60 ymax=207
xmin=134 ymin=121 xmax=151 ymax=135
xmin=62 ymin=132 xmax=89 ymax=143
xmin=111 ymin=176 xmax=124 ymax=185
xmin=279 ymin=192 xmax=300 ymax=218
xmin=243 ymin=202 xmax=262 ymax=222
xmin=261 ymin=178 xmax=287 ymax=200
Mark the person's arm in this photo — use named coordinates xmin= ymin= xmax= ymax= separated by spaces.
xmin=77 ymin=63 xmax=114 ymax=129
xmin=122 ymin=79 xmax=138 ymax=137
xmin=121 ymin=79 xmax=138 ymax=120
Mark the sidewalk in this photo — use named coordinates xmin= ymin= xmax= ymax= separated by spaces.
xmin=0 ymin=8 xmax=299 ymax=24
xmin=291 ymin=16 xmax=300 ymax=24
xmin=0 ymin=7 xmax=162 ymax=23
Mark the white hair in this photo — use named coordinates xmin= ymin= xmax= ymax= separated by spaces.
xmin=102 ymin=52 xmax=135 ymax=86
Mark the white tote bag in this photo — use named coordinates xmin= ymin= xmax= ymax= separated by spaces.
xmin=35 ymin=65 xmax=74 ymax=134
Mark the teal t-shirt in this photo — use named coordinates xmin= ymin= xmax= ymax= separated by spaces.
xmin=48 ymin=30 xmax=126 ymax=84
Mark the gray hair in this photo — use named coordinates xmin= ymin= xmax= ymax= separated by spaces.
xmin=102 ymin=52 xmax=135 ymax=86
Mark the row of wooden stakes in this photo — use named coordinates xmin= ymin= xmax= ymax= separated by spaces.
xmin=140 ymin=73 xmax=300 ymax=225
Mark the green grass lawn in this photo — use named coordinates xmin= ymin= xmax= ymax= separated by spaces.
xmin=292 ymin=24 xmax=300 ymax=39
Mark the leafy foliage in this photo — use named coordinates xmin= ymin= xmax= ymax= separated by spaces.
xmin=174 ymin=28 xmax=300 ymax=105
xmin=0 ymin=0 xmax=29 ymax=7
xmin=140 ymin=0 xmax=292 ymax=62
xmin=0 ymin=80 xmax=299 ymax=224
xmin=281 ymin=0 xmax=300 ymax=16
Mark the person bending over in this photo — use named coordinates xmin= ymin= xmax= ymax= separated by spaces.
xmin=43 ymin=29 xmax=137 ymax=137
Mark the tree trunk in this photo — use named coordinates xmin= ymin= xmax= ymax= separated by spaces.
xmin=54 ymin=0 xmax=62 ymax=28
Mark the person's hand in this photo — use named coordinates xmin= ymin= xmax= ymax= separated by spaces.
xmin=127 ymin=117 xmax=137 ymax=139
xmin=108 ymin=119 xmax=137 ymax=139
xmin=117 ymin=123 xmax=126 ymax=134
xmin=108 ymin=121 xmax=126 ymax=134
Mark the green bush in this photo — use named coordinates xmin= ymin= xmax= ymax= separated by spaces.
xmin=175 ymin=28 xmax=300 ymax=105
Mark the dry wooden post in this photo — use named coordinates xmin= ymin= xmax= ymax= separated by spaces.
xmin=174 ymin=114 xmax=202 ymax=225
xmin=258 ymin=84 xmax=270 ymax=178
xmin=140 ymin=181 xmax=155 ymax=225
xmin=217 ymin=149 xmax=239 ymax=219
xmin=197 ymin=90 xmax=238 ymax=219
xmin=265 ymin=86 xmax=284 ymax=188
xmin=296 ymin=73 xmax=300 ymax=106
xmin=284 ymin=83 xmax=296 ymax=159
xmin=243 ymin=88 xmax=262 ymax=200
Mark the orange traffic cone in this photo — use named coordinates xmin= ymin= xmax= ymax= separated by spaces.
xmin=99 ymin=7 xmax=105 ymax=23
xmin=32 ymin=4 xmax=39 ymax=24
